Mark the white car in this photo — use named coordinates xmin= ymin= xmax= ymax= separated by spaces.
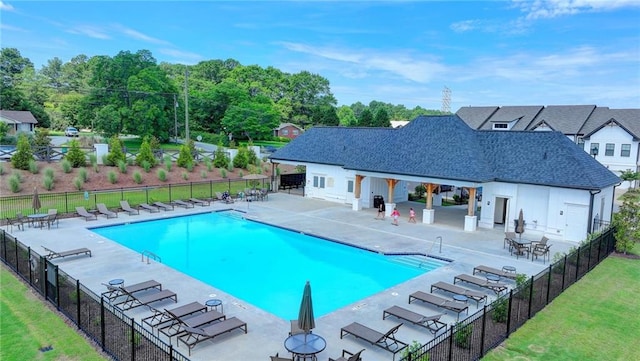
xmin=64 ymin=127 xmax=79 ymax=137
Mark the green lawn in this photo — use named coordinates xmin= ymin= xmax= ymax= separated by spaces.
xmin=0 ymin=266 xmax=107 ymax=361
xmin=483 ymin=243 xmax=640 ymax=361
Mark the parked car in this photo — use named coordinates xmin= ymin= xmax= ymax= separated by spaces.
xmin=64 ymin=127 xmax=79 ymax=137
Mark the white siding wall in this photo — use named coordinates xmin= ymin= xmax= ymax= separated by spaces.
xmin=304 ymin=164 xmax=356 ymax=204
xmin=586 ymin=125 xmax=637 ymax=189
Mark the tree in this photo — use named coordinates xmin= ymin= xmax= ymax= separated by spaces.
xmin=221 ymin=97 xmax=280 ymax=141
xmin=233 ymin=147 xmax=249 ymax=169
xmin=176 ymin=140 xmax=194 ymax=169
xmin=64 ymin=139 xmax=87 ymax=167
xmin=619 ymin=169 xmax=639 ymax=190
xmin=213 ymin=142 xmax=230 ymax=168
xmin=337 ymin=105 xmax=358 ymax=126
xmin=373 ymin=108 xmax=391 ymax=127
xmin=358 ymin=108 xmax=374 ymax=127
xmin=106 ymin=136 xmax=125 ymax=166
xmin=135 ymin=136 xmax=157 ymax=167
xmin=40 ymin=57 xmax=64 ymax=89
xmin=613 ymin=195 xmax=640 ymax=254
xmin=11 ymin=133 xmax=33 ymax=170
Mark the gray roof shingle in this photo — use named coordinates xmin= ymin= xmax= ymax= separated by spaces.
xmin=0 ymin=110 xmax=38 ymax=124
xmin=528 ymin=105 xmax=596 ymax=134
xmin=581 ymin=108 xmax=640 ymax=140
xmin=455 ymin=106 xmax=498 ymax=129
xmin=270 ymin=115 xmax=620 ymax=190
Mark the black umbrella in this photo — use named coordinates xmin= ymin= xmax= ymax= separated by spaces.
xmin=516 ymin=209 xmax=524 ymax=239
xmin=32 ymin=188 xmax=41 ymax=213
xmin=297 ymin=281 xmax=315 ymax=339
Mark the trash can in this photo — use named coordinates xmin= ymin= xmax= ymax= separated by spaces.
xmin=373 ymin=195 xmax=384 ymax=208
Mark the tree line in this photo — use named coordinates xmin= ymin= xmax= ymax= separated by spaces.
xmin=1 ymin=47 xmax=447 ymax=143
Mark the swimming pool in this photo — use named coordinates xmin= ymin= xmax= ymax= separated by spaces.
xmin=91 ymin=211 xmax=446 ymax=319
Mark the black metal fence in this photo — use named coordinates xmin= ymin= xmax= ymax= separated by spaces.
xmin=399 ymin=227 xmax=617 ymax=361
xmin=0 ymin=230 xmax=190 ymax=361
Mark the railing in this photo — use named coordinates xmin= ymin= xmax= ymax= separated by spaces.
xmin=141 ymin=250 xmax=161 ymax=264
xmin=0 ymin=230 xmax=190 ymax=361
xmin=398 ymin=227 xmax=616 ymax=361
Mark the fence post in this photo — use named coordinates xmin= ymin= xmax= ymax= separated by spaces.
xmin=587 ymin=239 xmax=593 ymax=271
xmin=130 ymin=322 xmax=135 ymax=361
xmin=480 ymin=305 xmax=487 ymax=356
xmin=228 ymin=179 xmax=231 ymax=193
xmin=527 ymin=275 xmax=534 ymax=319
xmin=575 ymin=245 xmax=581 ymax=280
xmin=506 ymin=290 xmax=513 ymax=337
xmin=14 ymin=238 xmax=19 ymax=273
xmin=448 ymin=324 xmax=454 ymax=361
xmin=169 ymin=184 xmax=172 ymax=202
xmin=546 ymin=265 xmax=552 ymax=305
xmin=561 ymin=255 xmax=567 ymax=290
xmin=100 ymin=298 xmax=106 ymax=351
xmin=145 ymin=187 xmax=149 ymax=204
xmin=210 ymin=180 xmax=213 ymax=199
xmin=55 ymin=265 xmax=60 ymax=310
xmin=76 ymin=279 xmax=81 ymax=328
xmin=190 ymin=182 xmax=193 ymax=198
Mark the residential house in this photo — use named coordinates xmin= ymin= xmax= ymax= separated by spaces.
xmin=0 ymin=110 xmax=38 ymax=134
xmin=274 ymin=123 xmax=304 ymax=140
xmin=270 ymin=115 xmax=620 ymax=242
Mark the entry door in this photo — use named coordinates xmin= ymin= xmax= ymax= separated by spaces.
xmin=565 ymin=204 xmax=589 ymax=242
xmin=494 ymin=197 xmax=507 ymax=225
xmin=345 ymin=179 xmax=354 ymax=204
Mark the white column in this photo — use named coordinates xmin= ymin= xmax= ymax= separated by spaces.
xmin=352 ymin=198 xmax=362 ymax=211
xmin=423 ymin=209 xmax=435 ymax=224
xmin=464 ymin=215 xmax=478 ymax=232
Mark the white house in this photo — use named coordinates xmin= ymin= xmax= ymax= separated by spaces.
xmin=270 ymin=115 xmax=621 ymax=242
xmin=0 ymin=110 xmax=38 ymax=134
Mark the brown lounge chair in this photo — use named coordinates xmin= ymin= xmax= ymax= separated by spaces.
xmin=76 ymin=206 xmax=97 ymax=221
xmin=430 ymin=281 xmax=488 ymax=307
xmin=454 ymin=274 xmax=508 ymax=295
xmin=172 ymin=199 xmax=194 ymax=208
xmin=473 ymin=265 xmax=518 ymax=280
xmin=139 ymin=203 xmax=160 ymax=213
xmin=142 ymin=301 xmax=207 ymax=330
xmin=115 ymin=288 xmax=177 ymax=311
xmin=42 ymin=246 xmax=91 ymax=260
xmin=101 ymin=279 xmax=162 ymax=302
xmin=340 ymin=322 xmax=407 ymax=360
xmin=383 ymin=305 xmax=447 ymax=335
xmin=153 ymin=202 xmax=174 ymax=211
xmin=329 ymin=349 xmax=365 ymax=361
xmin=96 ymin=203 xmax=118 ymax=218
xmin=189 ymin=197 xmax=210 ymax=206
xmin=178 ymin=317 xmax=247 ymax=355
xmin=120 ymin=200 xmax=140 ymax=215
xmin=158 ymin=307 xmax=226 ymax=341
xmin=408 ymin=291 xmax=469 ymax=319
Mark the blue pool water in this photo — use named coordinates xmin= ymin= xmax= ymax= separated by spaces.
xmin=91 ymin=212 xmax=445 ymax=319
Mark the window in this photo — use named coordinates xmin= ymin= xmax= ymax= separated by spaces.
xmin=282 ymin=129 xmax=289 ymax=135
xmin=577 ymin=137 xmax=585 ymax=150
xmin=293 ymin=130 xmax=299 ymax=135
xmin=621 ymin=144 xmax=631 ymax=157
xmin=347 ymin=180 xmax=354 ymax=193
xmin=493 ymin=123 xmax=508 ymax=129
xmin=605 ymin=143 xmax=614 ymax=156
xmin=590 ymin=143 xmax=599 ymax=156
xmin=313 ymin=175 xmax=325 ymax=189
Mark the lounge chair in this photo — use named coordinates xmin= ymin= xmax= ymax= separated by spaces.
xmin=76 ymin=206 xmax=97 ymax=221
xmin=120 ymin=200 xmax=140 ymax=215
xmin=408 ymin=291 xmax=468 ymax=319
xmin=177 ymin=317 xmax=247 ymax=355
xmin=453 ymin=274 xmax=508 ymax=295
xmin=473 ymin=265 xmax=518 ymax=280
xmin=531 ymin=243 xmax=552 ymax=264
xmin=430 ymin=281 xmax=488 ymax=307
xmin=340 ymin=322 xmax=407 ymax=360
xmin=270 ymin=353 xmax=293 ymax=361
xmin=153 ymin=202 xmax=174 ymax=211
xmin=101 ymin=279 xmax=162 ymax=302
xmin=139 ymin=203 xmax=160 ymax=213
xmin=42 ymin=246 xmax=91 ymax=260
xmin=142 ymin=301 xmax=207 ymax=330
xmin=329 ymin=349 xmax=365 ymax=361
xmin=96 ymin=203 xmax=118 ymax=218
xmin=383 ymin=305 xmax=446 ymax=335
xmin=172 ymin=199 xmax=194 ymax=208
xmin=188 ymin=197 xmax=210 ymax=206
xmin=159 ymin=308 xmax=226 ymax=340
xmin=115 ymin=288 xmax=177 ymax=311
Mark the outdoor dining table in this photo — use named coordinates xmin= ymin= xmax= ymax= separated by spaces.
xmin=284 ymin=333 xmax=326 ymax=361
xmin=27 ymin=213 xmax=48 ymax=228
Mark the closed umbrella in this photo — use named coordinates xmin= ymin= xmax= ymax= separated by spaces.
xmin=32 ymin=188 xmax=41 ymax=213
xmin=297 ymin=281 xmax=315 ymax=340
xmin=516 ymin=209 xmax=524 ymax=239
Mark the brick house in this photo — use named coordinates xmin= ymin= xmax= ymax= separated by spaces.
xmin=274 ymin=123 xmax=304 ymax=139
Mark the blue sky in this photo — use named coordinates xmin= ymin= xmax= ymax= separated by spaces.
xmin=2 ymin=1 xmax=639 ymax=110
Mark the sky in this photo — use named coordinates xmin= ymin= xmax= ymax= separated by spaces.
xmin=1 ymin=0 xmax=639 ymax=111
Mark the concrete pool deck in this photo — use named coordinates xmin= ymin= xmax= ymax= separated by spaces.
xmin=12 ymin=193 xmax=578 ymax=361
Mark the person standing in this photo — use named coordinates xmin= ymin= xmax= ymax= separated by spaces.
xmin=391 ymin=207 xmax=400 ymax=226
xmin=376 ymin=202 xmax=386 ymax=219
xmin=408 ymin=208 xmax=416 ymax=223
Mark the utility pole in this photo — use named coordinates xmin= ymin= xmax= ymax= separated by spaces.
xmin=173 ymin=93 xmax=178 ymax=142
xmin=184 ymin=67 xmax=190 ymax=142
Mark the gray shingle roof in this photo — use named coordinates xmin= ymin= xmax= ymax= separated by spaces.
xmin=0 ymin=110 xmax=38 ymax=124
xmin=581 ymin=108 xmax=640 ymax=140
xmin=455 ymin=106 xmax=498 ymax=129
xmin=270 ymin=115 xmax=620 ymax=190
xmin=480 ymin=106 xmax=544 ymax=131
xmin=528 ymin=105 xmax=596 ymax=134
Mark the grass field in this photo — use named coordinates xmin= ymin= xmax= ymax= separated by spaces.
xmin=483 ymin=244 xmax=640 ymax=361
xmin=0 ymin=265 xmax=107 ymax=361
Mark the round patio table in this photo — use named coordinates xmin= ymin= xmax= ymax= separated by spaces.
xmin=284 ymin=333 xmax=326 ymax=361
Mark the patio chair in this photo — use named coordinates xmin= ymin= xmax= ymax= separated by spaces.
xmin=453 ymin=274 xmax=508 ymax=295
xmin=430 ymin=281 xmax=488 ymax=307
xmin=42 ymin=245 xmax=91 ymax=260
xmin=45 ymin=209 xmax=59 ymax=229
xmin=340 ymin=322 xmax=407 ymax=359
xmin=408 ymin=291 xmax=468 ymax=319
xmin=172 ymin=199 xmax=194 ymax=208
xmin=101 ymin=279 xmax=162 ymax=302
xmin=158 ymin=307 xmax=226 ymax=340
xmin=139 ymin=203 xmax=160 ymax=213
xmin=270 ymin=353 xmax=294 ymax=361
xmin=531 ymin=236 xmax=549 ymax=249
xmin=472 ymin=265 xmax=518 ymax=280
xmin=76 ymin=206 xmax=97 ymax=221
xmin=531 ymin=243 xmax=552 ymax=264
xmin=114 ymin=287 xmax=177 ymax=311
xmin=188 ymin=197 xmax=210 ymax=206
xmin=329 ymin=349 xmax=365 ymax=361
xmin=142 ymin=301 xmax=207 ymax=330
xmin=215 ymin=192 xmax=234 ymax=204
xmin=6 ymin=212 xmax=27 ymax=232
xmin=383 ymin=305 xmax=446 ymax=335
xmin=289 ymin=319 xmax=305 ymax=336
xmin=120 ymin=200 xmax=140 ymax=215
xmin=153 ymin=201 xmax=174 ymax=211
xmin=504 ymin=232 xmax=517 ymax=250
xmin=96 ymin=203 xmax=118 ymax=218
xmin=177 ymin=317 xmax=247 ymax=355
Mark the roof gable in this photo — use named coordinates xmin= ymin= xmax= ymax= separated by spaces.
xmin=456 ymin=106 xmax=499 ymax=129
xmin=478 ymin=106 xmax=544 ymax=131
xmin=582 ymin=108 xmax=640 ymax=139
xmin=0 ymin=110 xmax=38 ymax=124
xmin=529 ymin=105 xmax=596 ymax=134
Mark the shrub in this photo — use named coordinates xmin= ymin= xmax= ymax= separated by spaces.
xmin=88 ymin=153 xmax=97 ymax=166
xmin=213 ymin=143 xmax=230 ymax=168
xmin=107 ymin=170 xmax=118 ymax=184
xmin=247 ymin=147 xmax=258 ymax=167
xmin=73 ymin=177 xmax=84 ymax=190
xmin=11 ymin=133 xmax=33 ymax=170
xmin=233 ymin=147 xmax=249 ymax=169
xmin=44 ymin=168 xmax=54 ymax=180
xmin=200 ymin=170 xmax=207 ymax=179
xmin=164 ymin=157 xmax=172 ymax=171
xmin=101 ymin=154 xmax=109 ymax=166
xmin=78 ymin=168 xmax=89 ymax=183
xmin=492 ymin=296 xmax=509 ymax=323
xmin=135 ymin=136 xmax=157 ymax=167
xmin=43 ymin=175 xmax=54 ymax=190
xmin=12 ymin=171 xmax=23 ymax=183
xmin=453 ymin=322 xmax=473 ymax=348
xmin=132 ymin=171 xmax=143 ymax=184
xmin=414 ymin=184 xmax=426 ymax=198
xmin=61 ymin=159 xmax=72 ymax=173
xmin=613 ymin=195 xmax=640 ymax=254
xmin=8 ymin=174 xmax=21 ymax=193
xmin=157 ymin=168 xmax=167 ymax=182
xmin=186 ymin=162 xmax=194 ymax=172
xmin=142 ymin=160 xmax=151 ymax=173
xmin=181 ymin=171 xmax=188 ymax=180
xmin=0 ymin=164 xmax=4 ymax=175
xmin=28 ymin=160 xmax=39 ymax=174
xmin=93 ymin=163 xmax=100 ymax=173
xmin=65 ymin=139 xmax=87 ymax=167
xmin=117 ymin=159 xmax=127 ymax=174
xmin=227 ymin=162 xmax=233 ymax=172
xmin=177 ymin=142 xmax=194 ymax=169
xmin=204 ymin=158 xmax=213 ymax=172
xmin=401 ymin=341 xmax=429 ymax=361
xmin=219 ymin=168 xmax=227 ymax=178
xmin=238 ymin=170 xmax=244 ymax=178
xmin=276 ymin=167 xmax=281 ymax=176
xmin=106 ymin=136 xmax=125 ymax=166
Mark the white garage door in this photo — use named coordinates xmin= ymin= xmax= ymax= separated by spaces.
xmin=565 ymin=204 xmax=589 ymax=242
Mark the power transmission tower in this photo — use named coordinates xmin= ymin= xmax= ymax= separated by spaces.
xmin=441 ymin=86 xmax=451 ymax=113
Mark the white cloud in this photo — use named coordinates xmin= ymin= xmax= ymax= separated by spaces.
xmin=113 ymin=24 xmax=170 ymax=45
xmin=0 ymin=1 xmax=14 ymax=11
xmin=158 ymin=48 xmax=203 ymax=63
xmin=450 ymin=20 xmax=480 ymax=33
xmin=67 ymin=25 xmax=110 ymax=40
xmin=514 ymin=0 xmax=640 ymax=20
xmin=0 ymin=23 xmax=26 ymax=32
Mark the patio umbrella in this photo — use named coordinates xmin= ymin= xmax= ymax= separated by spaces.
xmin=297 ymin=281 xmax=315 ymax=340
xmin=32 ymin=188 xmax=41 ymax=213
xmin=516 ymin=209 xmax=524 ymax=239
